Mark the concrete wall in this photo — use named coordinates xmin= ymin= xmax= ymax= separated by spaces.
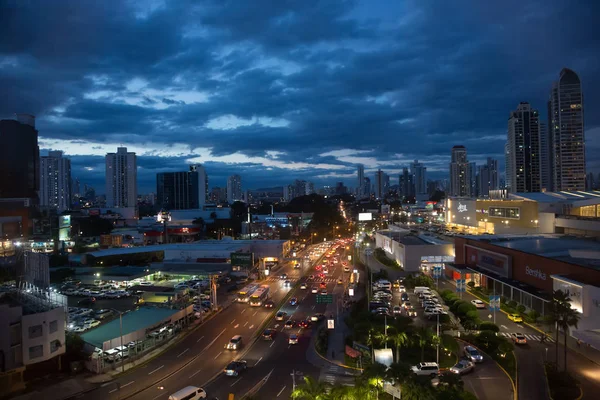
xmin=375 ymin=232 xmax=454 ymax=272
xmin=0 ymin=303 xmax=24 ymax=370
xmin=20 ymin=307 xmax=66 ymax=365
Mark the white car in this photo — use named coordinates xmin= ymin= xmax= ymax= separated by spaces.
xmin=411 ymin=362 xmax=439 ymax=377
xmin=311 ymin=287 xmax=318 ymax=294
xmin=399 ymin=286 xmax=406 ymax=293
xmin=471 ymin=299 xmax=486 ymax=309
xmin=300 ymin=283 xmax=307 ymax=290
xmin=288 ymin=334 xmax=299 ymax=345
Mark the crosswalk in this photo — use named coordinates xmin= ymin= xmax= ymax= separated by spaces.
xmin=498 ymin=332 xmax=554 ymax=343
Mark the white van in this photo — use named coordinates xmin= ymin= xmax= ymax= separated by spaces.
xmin=414 ymin=286 xmax=432 ymax=295
xmin=376 ymin=280 xmax=392 ymax=291
xmin=168 ymin=386 xmax=206 ymax=400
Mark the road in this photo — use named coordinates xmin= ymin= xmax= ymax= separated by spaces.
xmin=77 ymin=243 xmax=333 ymax=400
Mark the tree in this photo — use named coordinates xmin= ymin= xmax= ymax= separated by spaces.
xmin=386 ymin=361 xmax=412 ymax=384
xmin=399 ymin=376 xmax=436 ymax=400
xmin=415 ymin=327 xmax=433 ymax=361
xmin=291 ymin=375 xmax=330 ymax=400
xmin=389 ymin=332 xmax=408 ymax=363
xmin=548 ymin=289 xmax=580 ymax=369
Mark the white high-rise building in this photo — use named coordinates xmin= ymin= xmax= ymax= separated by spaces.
xmin=548 ymin=68 xmax=586 ymax=191
xmin=411 ymin=160 xmax=427 ymax=195
xmin=190 ymin=164 xmax=208 ymax=205
xmin=506 ymin=102 xmax=541 ymax=193
xmin=105 ymin=147 xmax=137 ymax=209
xmin=40 ymin=151 xmax=71 ymax=212
xmin=449 ymin=145 xmax=471 ymax=197
xmin=227 ymin=174 xmax=242 ymax=203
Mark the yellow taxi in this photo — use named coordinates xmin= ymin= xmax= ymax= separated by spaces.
xmin=507 ymin=313 xmax=523 ymax=323
xmin=392 ymin=280 xmax=400 ymax=289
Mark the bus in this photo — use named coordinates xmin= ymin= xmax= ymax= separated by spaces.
xmin=237 ymin=284 xmax=259 ymax=303
xmin=249 ymin=285 xmax=270 ymax=306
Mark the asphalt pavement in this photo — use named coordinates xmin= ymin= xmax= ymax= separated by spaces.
xmin=73 ymin=244 xmax=332 ymax=400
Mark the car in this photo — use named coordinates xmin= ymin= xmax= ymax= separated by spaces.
xmin=308 ymin=275 xmax=315 ymax=280
xmin=280 ymin=273 xmax=287 ymax=279
xmin=299 ymin=320 xmax=311 ymax=328
xmin=319 ymin=282 xmax=327 ymax=289
xmin=284 ymin=280 xmax=291 ymax=287
xmin=300 ymin=283 xmax=307 ymax=290
xmin=86 ymin=320 xmax=101 ymax=329
xmin=399 ymin=286 xmax=406 ymax=293
xmin=402 ymin=301 xmax=412 ymax=309
xmin=310 ymin=313 xmax=324 ymax=322
xmin=393 ymin=280 xmax=400 ymax=288
xmin=471 ymin=299 xmax=486 ymax=309
xmin=401 ymin=293 xmax=409 ymax=302
xmin=511 ymin=333 xmax=527 ymax=344
xmin=290 ymin=297 xmax=298 ymax=306
xmin=288 ymin=334 xmax=299 ymax=345
xmin=411 ymin=362 xmax=440 ymax=377
xmin=343 ymin=266 xmax=350 ymax=272
xmin=463 ymin=346 xmax=484 ymax=363
xmin=450 ymin=360 xmax=475 ymax=375
xmin=406 ymin=307 xmax=417 ymax=317
xmin=393 ymin=306 xmax=402 ymax=315
xmin=275 ymin=311 xmax=287 ymax=321
xmin=322 ymin=267 xmax=329 ymax=274
xmin=508 ymin=313 xmax=523 ymax=323
xmin=284 ymin=320 xmax=294 ymax=329
xmin=262 ymin=329 xmax=275 ymax=340
xmin=78 ymin=297 xmax=95 ymax=306
xmin=311 ymin=287 xmax=318 ymax=294
xmin=225 ymin=335 xmax=243 ymax=350
xmin=224 ymin=360 xmax=247 ymax=376
xmin=336 ymin=278 xmax=343 ymax=285
xmin=320 ymin=289 xmax=328 ymax=295
xmin=264 ymin=300 xmax=275 ymax=308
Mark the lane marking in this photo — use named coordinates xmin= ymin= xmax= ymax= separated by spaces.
xmin=231 ymin=377 xmax=242 ymax=387
xmin=148 ymin=365 xmax=164 ymax=375
xmin=152 ymin=393 xmax=165 ymax=400
xmin=241 ymin=309 xmax=246 ymax=314
xmin=252 ymin=311 xmax=258 ymax=316
xmin=249 ymin=324 xmax=254 ymax=329
xmin=202 ymin=328 xmax=226 ymax=352
xmin=214 ymin=351 xmax=222 ymax=360
xmin=189 ymin=368 xmax=203 ymax=379
xmin=177 ymin=348 xmax=189 ymax=358
xmin=230 ymin=319 xmax=236 ymax=324
xmin=122 ymin=381 xmax=134 ymax=388
xmin=270 ymin=341 xmax=275 ymax=348
xmin=196 ymin=335 xmax=205 ymax=343
xmin=255 ymin=357 xmax=263 ymax=366
xmin=501 ymin=325 xmax=508 ymax=330
xmin=234 ymin=324 xmax=240 ymax=329
xmin=100 ymin=382 xmax=111 ymax=388
xmin=244 ymin=321 xmax=248 ymax=327
xmin=109 ymin=389 xmax=118 ymax=394
xmin=277 ymin=386 xmax=287 ymax=397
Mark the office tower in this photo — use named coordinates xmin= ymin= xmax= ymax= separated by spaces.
xmin=411 ymin=160 xmax=427 ymax=195
xmin=40 ymin=151 xmax=71 ymax=212
xmin=469 ymin=162 xmax=478 ymax=197
xmin=210 ymin=187 xmax=227 ymax=203
xmin=506 ymin=102 xmax=541 ymax=193
xmin=586 ymin=173 xmax=595 ymax=190
xmin=487 ymin=157 xmax=499 ymax=191
xmin=400 ymin=167 xmax=414 ymax=197
xmin=478 ymin=157 xmax=498 ymax=197
xmin=189 ymin=164 xmax=208 ymax=205
xmin=363 ymin=177 xmax=371 ymax=197
xmin=0 ymin=114 xmax=39 ymax=200
xmin=157 ymin=166 xmax=207 ymax=210
xmin=105 ymin=147 xmax=137 ymax=208
xmin=73 ymin=177 xmax=81 ymax=199
xmin=283 ymin=185 xmax=292 ymax=201
xmin=374 ymin=169 xmax=386 ymax=199
xmin=305 ymin=181 xmax=315 ymax=195
xmin=539 ymin=122 xmax=551 ymax=191
xmin=449 ymin=145 xmax=471 ymax=197
xmin=357 ymin=164 xmax=365 ymax=198
xmin=383 ymin=173 xmax=390 ymax=195
xmin=548 ymin=68 xmax=586 ymax=191
xmin=227 ymin=175 xmax=242 ymax=203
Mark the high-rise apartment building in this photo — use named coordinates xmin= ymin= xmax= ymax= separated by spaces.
xmin=0 ymin=114 xmax=39 ymax=200
xmin=506 ymin=102 xmax=541 ymax=193
xmin=374 ymin=169 xmax=388 ymax=199
xmin=400 ymin=167 xmax=414 ymax=197
xmin=539 ymin=122 xmax=551 ymax=191
xmin=449 ymin=145 xmax=471 ymax=197
xmin=477 ymin=157 xmax=499 ymax=197
xmin=157 ymin=165 xmax=208 ymax=210
xmin=357 ymin=164 xmax=365 ymax=198
xmin=469 ymin=162 xmax=478 ymax=197
xmin=105 ymin=147 xmax=137 ymax=208
xmin=548 ymin=68 xmax=586 ymax=191
xmin=227 ymin=175 xmax=242 ymax=203
xmin=40 ymin=151 xmax=71 ymax=212
xmin=411 ymin=160 xmax=427 ymax=195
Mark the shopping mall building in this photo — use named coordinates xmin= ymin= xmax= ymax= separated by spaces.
xmin=446 ymin=235 xmax=600 ymax=345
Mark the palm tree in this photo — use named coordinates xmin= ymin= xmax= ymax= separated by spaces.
xmin=386 ymin=361 xmax=411 ymax=384
xmin=291 ymin=375 xmax=330 ymax=400
xmin=415 ymin=327 xmax=433 ymax=362
xmin=558 ymin=304 xmax=580 ymax=372
xmin=389 ymin=332 xmax=408 ymax=363
xmin=548 ymin=290 xmax=575 ymax=366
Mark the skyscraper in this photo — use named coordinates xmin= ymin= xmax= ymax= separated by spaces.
xmin=411 ymin=160 xmax=427 ymax=195
xmin=449 ymin=145 xmax=471 ymax=197
xmin=0 ymin=114 xmax=39 ymax=200
xmin=539 ymin=122 xmax=551 ymax=191
xmin=227 ymin=175 xmax=242 ymax=203
xmin=506 ymin=102 xmax=541 ymax=193
xmin=189 ymin=164 xmax=208 ymax=206
xmin=357 ymin=164 xmax=365 ymax=198
xmin=374 ymin=169 xmax=387 ymax=199
xmin=157 ymin=165 xmax=207 ymax=210
xmin=477 ymin=158 xmax=498 ymax=198
xmin=487 ymin=157 xmax=499 ymax=191
xmin=40 ymin=151 xmax=71 ymax=212
xmin=400 ymin=167 xmax=414 ymax=197
xmin=105 ymin=147 xmax=137 ymax=209
xmin=548 ymin=68 xmax=586 ymax=191
xmin=469 ymin=162 xmax=478 ymax=197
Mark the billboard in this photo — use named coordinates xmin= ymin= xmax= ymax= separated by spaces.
xmin=58 ymin=215 xmax=71 ymax=241
xmin=358 ymin=212 xmax=373 ymax=221
xmin=465 ymin=245 xmax=511 ymax=278
xmin=446 ymin=198 xmax=477 ymax=227
xmin=230 ymin=252 xmax=254 ymax=267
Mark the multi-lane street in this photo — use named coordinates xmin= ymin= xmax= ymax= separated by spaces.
xmin=75 ymin=242 xmax=347 ymax=400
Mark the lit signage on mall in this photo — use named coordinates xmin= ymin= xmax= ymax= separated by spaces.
xmin=457 ymin=203 xmax=468 ymax=213
xmin=525 ymin=266 xmax=547 ymax=281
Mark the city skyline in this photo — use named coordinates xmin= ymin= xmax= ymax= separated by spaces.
xmin=1 ymin=1 xmax=599 ymax=193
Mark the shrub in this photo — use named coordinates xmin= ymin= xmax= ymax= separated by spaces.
xmin=440 ymin=289 xmax=453 ymax=298
xmin=500 ymin=296 xmax=507 ymax=304
xmin=528 ymin=310 xmax=540 ymax=323
xmin=517 ymin=304 xmax=526 ymax=314
xmin=467 ymin=281 xmax=475 ymax=288
xmin=479 ymin=321 xmax=500 ymax=333
xmin=438 ymin=314 xmax=451 ymax=324
xmin=450 ymin=300 xmax=467 ymax=314
xmin=457 ymin=302 xmax=477 ymax=317
xmin=507 ymin=300 xmax=517 ymax=309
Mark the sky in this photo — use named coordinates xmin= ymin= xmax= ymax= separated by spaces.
xmin=1 ymin=0 xmax=599 ymax=194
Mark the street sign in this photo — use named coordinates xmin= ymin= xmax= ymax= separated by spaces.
xmin=383 ymin=381 xmax=402 ymax=398
xmin=316 ymin=294 xmax=333 ymax=304
xmin=230 ymin=252 xmax=254 ymax=267
xmin=455 ymin=278 xmax=466 ymax=293
xmin=432 ymin=265 xmax=442 ymax=279
xmin=488 ymin=295 xmax=500 ymax=311
xmin=327 ymin=319 xmax=335 ymax=329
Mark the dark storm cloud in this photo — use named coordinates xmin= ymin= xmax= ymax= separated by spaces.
xmin=2 ymin=0 xmax=599 ymax=193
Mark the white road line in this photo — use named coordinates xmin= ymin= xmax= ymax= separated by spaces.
xmin=255 ymin=357 xmax=263 ymax=366
xmin=230 ymin=319 xmax=236 ymax=324
xmin=244 ymin=321 xmax=248 ymax=327
xmin=252 ymin=311 xmax=258 ymax=316
xmin=189 ymin=368 xmax=203 ymax=379
xmin=109 ymin=389 xmax=118 ymax=394
xmin=196 ymin=335 xmax=205 ymax=343
xmin=148 ymin=365 xmax=164 ymax=375
xmin=122 ymin=381 xmax=134 ymax=388
xmin=249 ymin=324 xmax=254 ymax=329
xmin=202 ymin=328 xmax=226 ymax=352
xmin=177 ymin=348 xmax=189 ymax=358
xmin=151 ymin=393 xmax=165 ymax=400
xmin=101 ymin=382 xmax=111 ymax=388
xmin=501 ymin=325 xmax=508 ymax=330
xmin=311 ymin=305 xmax=315 ymax=310
xmin=214 ymin=351 xmax=222 ymax=360
xmin=241 ymin=309 xmax=246 ymax=314
xmin=231 ymin=377 xmax=242 ymax=387
xmin=277 ymin=386 xmax=287 ymax=397
xmin=234 ymin=323 xmax=240 ymax=329
xmin=270 ymin=341 xmax=275 ymax=348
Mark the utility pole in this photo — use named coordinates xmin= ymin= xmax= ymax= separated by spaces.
xmin=291 ymin=370 xmax=296 ymax=392
xmin=436 ymin=312 xmax=440 ymax=364
xmin=384 ymin=314 xmax=388 ymax=349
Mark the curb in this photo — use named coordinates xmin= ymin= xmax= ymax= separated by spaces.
xmin=542 ymin=362 xmax=584 ymax=400
xmin=311 ymin=338 xmax=364 ymax=372
xmin=456 ymin=338 xmax=517 ymax=400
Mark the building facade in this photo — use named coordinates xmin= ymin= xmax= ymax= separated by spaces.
xmin=548 ymin=68 xmax=586 ymax=191
xmin=105 ymin=147 xmax=137 ymax=209
xmin=40 ymin=151 xmax=71 ymax=212
xmin=0 ymin=115 xmax=39 ymax=200
xmin=227 ymin=174 xmax=242 ymax=204
xmin=449 ymin=145 xmax=471 ymax=197
xmin=411 ymin=160 xmax=427 ymax=195
xmin=506 ymin=102 xmax=541 ymax=193
xmin=156 ymin=166 xmax=207 ymax=210
xmin=357 ymin=164 xmax=365 ymax=198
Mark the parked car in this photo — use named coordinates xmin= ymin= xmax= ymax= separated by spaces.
xmin=411 ymin=362 xmax=439 ymax=377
